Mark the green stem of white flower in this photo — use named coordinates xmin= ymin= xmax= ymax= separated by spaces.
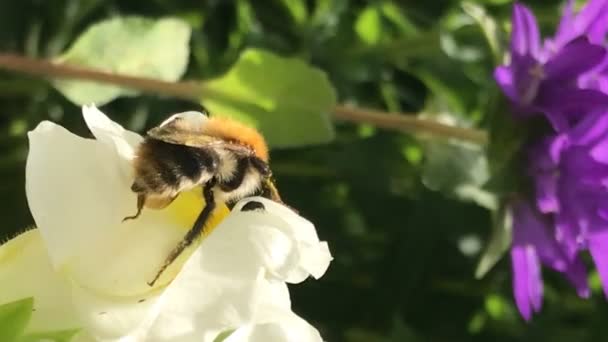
xmin=0 ymin=53 xmax=488 ymax=145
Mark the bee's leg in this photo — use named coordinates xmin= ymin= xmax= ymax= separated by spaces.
xmin=147 ymin=181 xmax=216 ymax=287
xmin=122 ymin=194 xmax=145 ymax=222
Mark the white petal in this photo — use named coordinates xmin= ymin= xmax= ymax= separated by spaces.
xmin=70 ymin=284 xmax=164 ymax=340
xmin=26 ymin=115 xmax=229 ymax=339
xmin=232 ymin=198 xmax=333 ymax=283
xmin=144 ymin=198 xmax=331 ymax=341
xmin=25 ymin=117 xmax=211 ymax=294
xmin=24 ymin=108 xmax=331 ymax=341
xmin=82 ymin=104 xmax=142 ymax=154
xmin=0 ymin=229 xmax=78 ymax=332
xmin=224 ymin=312 xmax=323 ymax=342
xmin=82 ymin=104 xmax=143 ymax=179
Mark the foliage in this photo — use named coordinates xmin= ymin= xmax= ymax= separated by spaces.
xmin=53 ymin=16 xmax=191 ymax=105
xmin=0 ymin=298 xmax=79 ymax=341
xmin=204 ymin=48 xmax=336 ymax=147
xmin=0 ymin=0 xmax=603 ymax=341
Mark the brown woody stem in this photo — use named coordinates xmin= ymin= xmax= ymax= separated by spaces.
xmin=0 ymin=54 xmax=488 ymax=145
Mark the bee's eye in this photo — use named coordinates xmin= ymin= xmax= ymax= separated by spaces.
xmin=241 ymin=201 xmax=265 ymax=212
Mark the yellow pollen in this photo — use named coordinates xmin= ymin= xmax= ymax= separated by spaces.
xmin=164 ymin=189 xmax=230 ymax=237
xmin=149 ymin=190 xmax=230 ymax=287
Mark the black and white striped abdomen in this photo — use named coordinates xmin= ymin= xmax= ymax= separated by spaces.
xmin=131 ymin=138 xmax=218 ymax=195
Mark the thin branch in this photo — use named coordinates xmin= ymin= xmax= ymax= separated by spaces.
xmin=0 ymin=53 xmax=488 ymax=144
xmin=333 ymin=105 xmax=488 ymax=144
xmin=0 ymin=54 xmax=203 ymax=100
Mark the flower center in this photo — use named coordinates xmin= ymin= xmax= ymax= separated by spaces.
xmin=521 ymin=64 xmax=545 ymax=105
xmin=165 ymin=189 xmax=230 ymax=236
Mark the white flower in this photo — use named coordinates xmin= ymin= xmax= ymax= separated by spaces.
xmin=0 ymin=105 xmax=332 ymax=342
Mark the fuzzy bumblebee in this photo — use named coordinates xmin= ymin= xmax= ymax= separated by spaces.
xmin=125 ymin=110 xmax=283 ymax=286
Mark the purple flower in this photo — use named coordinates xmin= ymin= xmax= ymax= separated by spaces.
xmin=495 ymin=0 xmax=608 ymax=321
xmin=510 ymin=200 xmax=589 ymax=321
xmin=510 ymin=110 xmax=608 ymax=319
xmin=552 ymin=0 xmax=608 ymax=96
xmin=494 ymin=2 xmax=608 ymax=130
xmin=529 ymin=111 xmax=608 ymax=294
xmin=547 ymin=0 xmax=608 ymax=52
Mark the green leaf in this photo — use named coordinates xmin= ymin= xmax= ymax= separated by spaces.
xmin=213 ymin=329 xmax=236 ymax=342
xmin=53 ymin=16 xmax=191 ymax=106
xmin=380 ymin=2 xmax=418 ymax=37
xmin=0 ymin=297 xmax=34 ymax=341
xmin=483 ymin=97 xmax=527 ymax=195
xmin=388 ymin=315 xmax=422 ymax=342
xmin=422 ymin=140 xmax=496 ymax=210
xmin=475 ymin=204 xmax=513 ymax=278
xmin=19 ymin=329 xmax=81 ymax=342
xmin=203 ymin=49 xmax=336 ymax=148
xmin=461 ymin=2 xmax=506 ymax=63
xmin=280 ymin=0 xmax=309 ymax=26
xmin=355 ymin=5 xmax=383 ymax=45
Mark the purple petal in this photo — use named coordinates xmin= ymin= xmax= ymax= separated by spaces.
xmin=535 ymin=173 xmax=559 ymax=213
xmin=494 ymin=66 xmax=518 ymax=102
xmin=568 ymin=110 xmax=608 ymax=145
xmin=526 ymin=247 xmax=543 ymax=311
xmin=544 ymin=37 xmax=606 ymax=81
xmin=555 ymin=0 xmax=575 ymax=39
xmin=578 ymin=55 xmax=608 ymax=91
xmin=555 ymin=212 xmax=581 ymax=260
xmin=529 ymin=138 xmax=557 ymax=171
xmin=597 ymin=196 xmax=608 ymax=220
xmin=512 ymin=201 xmax=567 ymax=271
xmin=599 ymin=75 xmax=608 ymax=94
xmin=511 ymin=3 xmax=541 ymax=58
xmin=575 ymin=0 xmax=608 ymax=44
xmin=538 ymin=87 xmax=608 ymax=125
xmin=543 ymin=110 xmax=571 ymax=132
xmin=549 ymin=134 xmax=569 ymax=163
xmin=564 ymin=257 xmax=591 ymax=298
xmin=544 ymin=0 xmax=575 ymax=55
xmin=511 ymin=246 xmax=533 ymax=321
xmin=551 ymin=0 xmax=608 ymax=48
xmin=588 ymin=230 xmax=608 ymax=298
xmin=591 ymin=136 xmax=608 ymax=163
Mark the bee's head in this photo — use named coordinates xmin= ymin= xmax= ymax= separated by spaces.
xmin=260 ymin=178 xmax=283 ymax=203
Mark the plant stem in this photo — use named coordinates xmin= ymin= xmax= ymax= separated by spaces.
xmin=0 ymin=54 xmax=204 ymax=99
xmin=0 ymin=54 xmax=488 ymax=144
xmin=333 ymin=105 xmax=487 ymax=144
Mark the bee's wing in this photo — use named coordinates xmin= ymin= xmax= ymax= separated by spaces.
xmin=147 ymin=126 xmax=254 ymax=155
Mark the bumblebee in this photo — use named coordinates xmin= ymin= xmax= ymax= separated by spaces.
xmin=124 ymin=110 xmax=283 ymax=286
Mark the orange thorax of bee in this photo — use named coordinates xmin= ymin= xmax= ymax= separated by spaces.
xmin=203 ymin=117 xmax=269 ymax=162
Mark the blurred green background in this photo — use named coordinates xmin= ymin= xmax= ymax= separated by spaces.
xmin=2 ymin=0 xmax=606 ymax=341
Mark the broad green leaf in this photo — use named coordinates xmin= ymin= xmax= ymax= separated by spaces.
xmin=475 ymin=204 xmax=513 ymax=278
xmin=19 ymin=329 xmax=81 ymax=342
xmin=462 ymin=2 xmax=506 ymax=63
xmin=53 ymin=16 xmax=191 ymax=106
xmin=0 ymin=297 xmax=34 ymax=341
xmin=422 ymin=140 xmax=496 ymax=210
xmin=355 ymin=6 xmax=382 ymax=45
xmin=203 ymin=49 xmax=336 ymax=148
